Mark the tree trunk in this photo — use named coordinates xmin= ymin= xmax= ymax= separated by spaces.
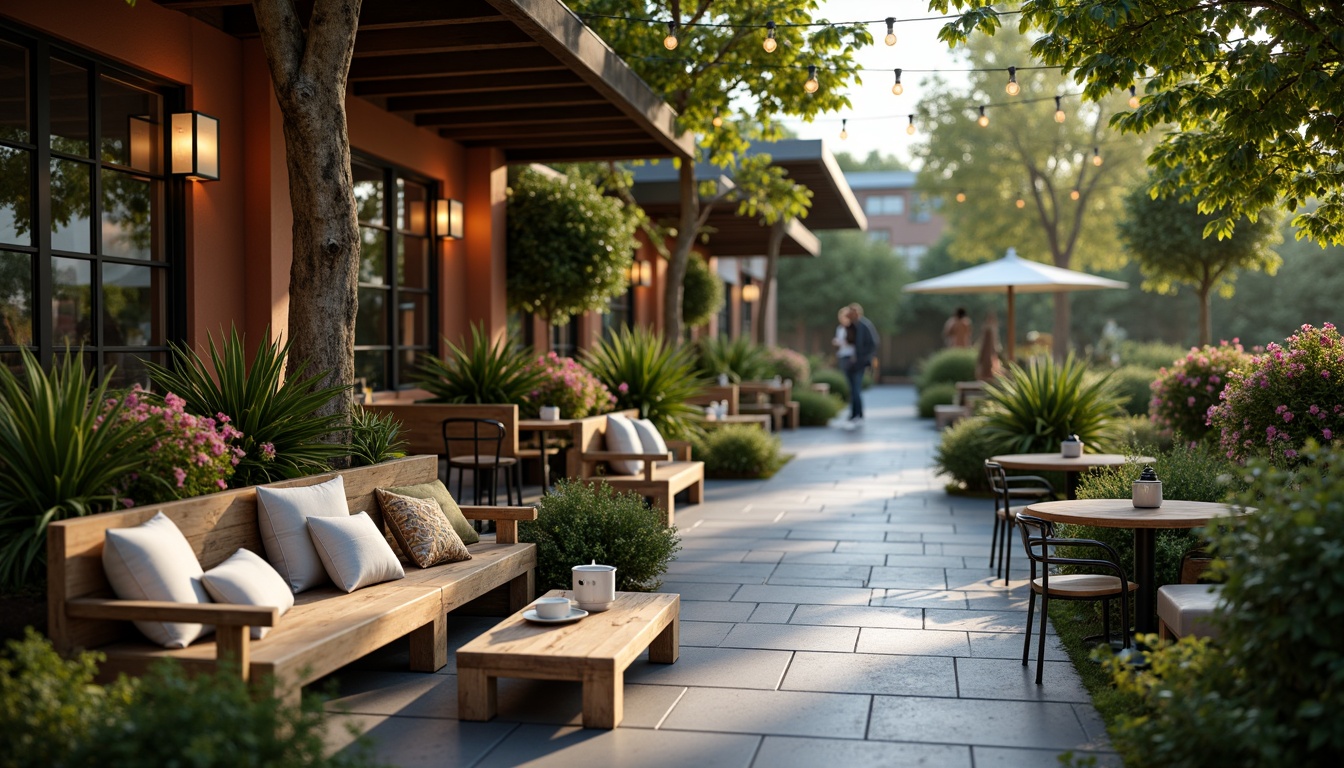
xmin=664 ymin=161 xmax=698 ymax=345
xmin=253 ymin=0 xmax=361 ymax=442
xmin=1197 ymin=286 xmax=1212 ymax=346
xmin=755 ymin=220 xmax=786 ymax=345
xmin=1052 ymin=291 xmax=1069 ymax=361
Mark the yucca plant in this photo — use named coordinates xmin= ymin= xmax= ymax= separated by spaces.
xmin=981 ymin=354 xmax=1126 ymax=454
xmin=582 ymin=327 xmax=704 ymax=440
xmin=693 ymin=335 xmax=773 ymax=383
xmin=348 ymin=405 xmax=407 ymax=467
xmin=413 ymin=323 xmax=543 ymax=405
xmin=0 ymin=350 xmax=164 ymax=588
xmin=143 ymin=326 xmax=350 ymax=487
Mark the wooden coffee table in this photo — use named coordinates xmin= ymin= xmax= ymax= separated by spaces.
xmin=456 ymin=590 xmax=680 ymax=729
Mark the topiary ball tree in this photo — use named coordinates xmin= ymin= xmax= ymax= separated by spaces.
xmin=681 ymin=254 xmax=723 ymax=329
xmin=506 ymin=167 xmax=639 ymax=326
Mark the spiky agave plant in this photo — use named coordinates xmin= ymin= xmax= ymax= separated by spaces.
xmin=582 ymin=327 xmax=704 ymax=440
xmin=413 ymin=322 xmax=543 ymax=405
xmin=981 ymin=354 xmax=1126 ymax=454
xmin=692 ymin=335 xmax=773 ymax=383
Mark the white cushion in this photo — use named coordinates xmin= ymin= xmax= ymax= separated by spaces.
xmin=1157 ymin=584 xmax=1223 ymax=640
xmin=604 ymin=414 xmax=644 ymax=475
xmin=102 ymin=512 xmax=214 ymax=649
xmin=201 ymin=548 xmax=295 ymax=639
xmin=256 ymin=475 xmax=349 ymax=593
xmin=631 ymin=418 xmax=669 ymax=459
xmin=306 ymin=512 xmax=406 ymax=593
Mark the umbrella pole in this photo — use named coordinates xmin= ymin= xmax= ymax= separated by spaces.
xmin=1006 ymin=286 xmax=1016 ymax=362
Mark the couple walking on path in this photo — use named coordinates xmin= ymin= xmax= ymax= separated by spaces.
xmin=833 ymin=303 xmax=880 ymax=424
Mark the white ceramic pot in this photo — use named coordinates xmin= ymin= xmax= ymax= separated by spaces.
xmin=572 ymin=563 xmax=617 ymax=612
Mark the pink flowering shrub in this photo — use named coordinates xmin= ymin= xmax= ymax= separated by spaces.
xmin=1208 ymin=323 xmax=1344 ymax=461
xmin=101 ymin=387 xmax=245 ymax=506
xmin=764 ymin=346 xmax=811 ymax=385
xmin=1149 ymin=340 xmax=1252 ymax=441
xmin=523 ymin=352 xmax=615 ymax=419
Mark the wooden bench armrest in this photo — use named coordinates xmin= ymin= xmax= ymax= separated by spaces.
xmin=666 ymin=440 xmax=693 ymax=461
xmin=67 ymin=598 xmax=278 ymax=627
xmin=459 ymin=506 xmax=536 ymax=544
xmin=579 ymin=450 xmax=674 ymax=463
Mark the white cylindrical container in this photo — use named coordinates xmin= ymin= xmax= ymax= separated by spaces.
xmin=1061 ymin=434 xmax=1083 ymax=458
xmin=572 ymin=562 xmax=617 ymax=612
xmin=539 ymin=405 xmax=560 ymax=421
xmin=1133 ymin=466 xmax=1163 ymax=508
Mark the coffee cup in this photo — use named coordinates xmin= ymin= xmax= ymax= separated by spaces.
xmin=572 ymin=563 xmax=617 ymax=612
xmin=539 ymin=405 xmax=560 ymax=421
xmin=533 ymin=596 xmax=571 ymax=619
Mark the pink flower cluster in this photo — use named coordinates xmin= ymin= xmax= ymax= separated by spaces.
xmin=1149 ymin=340 xmax=1252 ymax=441
xmin=102 ymin=386 xmax=244 ymax=507
xmin=1208 ymin=323 xmax=1344 ymax=461
xmin=523 ymin=352 xmax=616 ymax=419
xmin=764 ymin=346 xmax=811 ymax=385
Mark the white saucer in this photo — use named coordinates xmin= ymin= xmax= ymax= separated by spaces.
xmin=523 ymin=607 xmax=589 ymax=624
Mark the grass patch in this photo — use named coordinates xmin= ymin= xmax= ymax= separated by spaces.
xmin=1049 ymin=600 xmax=1144 ymax=764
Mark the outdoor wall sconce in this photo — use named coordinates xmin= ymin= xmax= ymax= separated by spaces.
xmin=741 ymin=283 xmax=761 ymax=303
xmin=436 ymin=198 xmax=464 ymax=239
xmin=170 ymin=111 xmax=219 ymax=181
xmin=627 ymin=260 xmax=653 ymax=287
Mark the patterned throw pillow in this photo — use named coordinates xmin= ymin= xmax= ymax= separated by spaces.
xmin=375 ymin=489 xmax=472 ymax=568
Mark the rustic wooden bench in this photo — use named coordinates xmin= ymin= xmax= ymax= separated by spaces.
xmin=570 ymin=417 xmax=705 ymax=526
xmin=47 ymin=454 xmax=536 ymax=703
xmin=457 ymin=590 xmax=679 ymax=729
xmin=934 ymin=380 xmax=989 ymax=429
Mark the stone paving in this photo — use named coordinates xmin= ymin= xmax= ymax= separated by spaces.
xmin=324 ymin=385 xmax=1119 ymax=767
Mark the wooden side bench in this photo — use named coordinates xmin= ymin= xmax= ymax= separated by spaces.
xmin=457 ymin=590 xmax=679 ymax=729
xmin=570 ymin=417 xmax=705 ymax=526
xmin=47 ymin=455 xmax=536 ymax=703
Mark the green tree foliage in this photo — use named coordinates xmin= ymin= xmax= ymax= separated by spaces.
xmin=776 ymin=230 xmax=911 ymax=347
xmin=935 ymin=0 xmax=1344 ymax=246
xmin=1119 ymin=182 xmax=1281 ymax=345
xmin=832 ymin=150 xmax=908 ymax=172
xmin=681 ymin=254 xmax=723 ymax=329
xmin=506 ymin=167 xmax=639 ymax=326
xmin=914 ymin=27 xmax=1150 ymax=358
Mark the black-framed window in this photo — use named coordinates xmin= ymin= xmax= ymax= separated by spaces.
xmin=717 ymin=280 xmax=732 ymax=337
xmin=603 ymin=286 xmax=633 ymax=342
xmin=353 ymin=157 xmax=435 ymax=391
xmin=0 ymin=26 xmax=182 ymax=386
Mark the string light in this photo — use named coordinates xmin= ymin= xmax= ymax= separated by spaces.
xmin=1005 ymin=66 xmax=1020 ymax=96
xmin=663 ymin=21 xmax=678 ymax=50
xmin=1128 ymin=85 xmax=1140 ymax=109
xmin=891 ymin=68 xmax=903 ymax=96
xmin=1070 ymin=189 xmax=1081 ymax=200
xmin=1015 ymin=198 xmax=1026 ymax=208
xmin=884 ymin=17 xmax=897 ymax=46
xmin=1054 ymin=96 xmax=1065 ymax=123
xmin=805 ymin=65 xmax=819 ymax=93
xmin=977 ymin=105 xmax=989 ymax=127
xmin=839 ymin=118 xmax=848 ymax=140
xmin=763 ymin=21 xmax=777 ymax=53
xmin=906 ymin=114 xmax=916 ymax=135
xmin=955 ymin=191 xmax=967 ymax=203
xmin=1092 ymin=147 xmax=1104 ymax=166
xmin=712 ymin=109 xmax=723 ymax=128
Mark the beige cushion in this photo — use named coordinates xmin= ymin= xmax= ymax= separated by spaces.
xmin=631 ymin=418 xmax=669 ymax=459
xmin=1157 ymin=584 xmax=1223 ymax=640
xmin=605 ymin=414 xmax=644 ymax=475
xmin=200 ymin=548 xmax=295 ymax=639
xmin=256 ymin=475 xmax=349 ymax=593
xmin=306 ymin=512 xmax=406 ymax=593
xmin=102 ymin=512 xmax=214 ymax=649
xmin=380 ymin=480 xmax=479 ymax=546
xmin=375 ymin=489 xmax=472 ymax=569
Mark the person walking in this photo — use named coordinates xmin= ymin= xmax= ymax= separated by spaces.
xmin=943 ymin=307 xmax=973 ymax=348
xmin=832 ymin=307 xmax=854 ymax=369
xmin=846 ymin=303 xmax=879 ymax=424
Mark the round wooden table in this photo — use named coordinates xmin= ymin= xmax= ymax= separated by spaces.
xmin=990 ymin=453 xmax=1154 ymax=499
xmin=1023 ymin=499 xmax=1246 ymax=634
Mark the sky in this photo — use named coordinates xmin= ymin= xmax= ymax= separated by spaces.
xmin=778 ymin=1 xmax=971 ymax=167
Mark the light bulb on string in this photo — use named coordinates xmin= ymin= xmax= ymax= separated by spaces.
xmin=712 ymin=109 xmax=723 ymax=128
xmin=663 ymin=21 xmax=678 ymax=50
xmin=763 ymin=21 xmax=777 ymax=53
xmin=839 ymin=119 xmax=848 ymax=140
xmin=891 ymin=68 xmax=903 ymax=96
xmin=977 ymin=105 xmax=989 ymax=127
xmin=1128 ymin=85 xmax=1140 ymax=109
xmin=1092 ymin=147 xmax=1104 ymax=166
xmin=906 ymin=114 xmax=916 ymax=135
xmin=884 ymin=17 xmax=897 ymax=46
xmin=1015 ymin=198 xmax=1026 ymax=209
xmin=804 ymin=65 xmax=819 ymax=94
xmin=1054 ymin=96 xmax=1066 ymax=123
xmin=1005 ymin=66 xmax=1020 ymax=96
xmin=955 ymin=191 xmax=966 ymax=203
xmin=1070 ymin=189 xmax=1080 ymax=200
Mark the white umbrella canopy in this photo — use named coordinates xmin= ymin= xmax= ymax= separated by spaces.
xmin=903 ymin=247 xmax=1128 ymax=359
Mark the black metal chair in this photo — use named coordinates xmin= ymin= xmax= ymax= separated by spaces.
xmin=984 ymin=461 xmax=1056 ymax=584
xmin=1016 ymin=511 xmax=1136 ymax=685
xmin=441 ymin=418 xmax=520 ymax=506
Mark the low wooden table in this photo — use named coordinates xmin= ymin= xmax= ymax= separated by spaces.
xmin=700 ymin=413 xmax=773 ymax=431
xmin=456 ymin=590 xmax=680 ymax=729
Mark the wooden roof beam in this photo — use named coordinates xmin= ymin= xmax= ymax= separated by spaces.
xmin=352 ymin=69 xmax=579 ymax=98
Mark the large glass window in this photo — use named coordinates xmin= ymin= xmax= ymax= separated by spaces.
xmin=864 ymin=194 xmax=905 ymax=216
xmin=353 ymin=158 xmax=436 ymax=391
xmin=0 ymin=28 xmax=178 ymax=385
xmin=603 ymin=286 xmax=632 ymax=342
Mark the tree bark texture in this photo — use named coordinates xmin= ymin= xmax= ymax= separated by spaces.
xmin=755 ymin=220 xmax=786 ymax=345
xmin=663 ymin=161 xmax=698 ymax=345
xmin=253 ymin=0 xmax=361 ymax=429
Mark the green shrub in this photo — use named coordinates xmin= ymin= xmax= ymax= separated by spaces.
xmin=1111 ymin=365 xmax=1159 ymax=417
xmin=682 ymin=254 xmax=724 ymax=329
xmin=519 ymin=479 xmax=680 ymax=592
xmin=982 ymin=355 xmax=1127 ymax=454
xmin=145 ymin=325 xmax=349 ymax=487
xmin=582 ymin=327 xmax=703 ymax=440
xmin=933 ymin=415 xmax=999 ymax=492
xmin=348 ymin=406 xmax=407 ymax=468
xmin=810 ymin=368 xmax=850 ymax=402
xmin=1117 ymin=414 xmax=1176 ymax=453
xmin=692 ymin=335 xmax=773 ymax=383
xmin=0 ymin=350 xmax=165 ymax=589
xmin=794 ymin=389 xmax=844 ymax=426
xmin=693 ymin=425 xmax=786 ymax=477
xmin=414 ymin=322 xmax=543 ymax=407
xmin=764 ymin=346 xmax=811 ymax=385
xmin=1118 ymin=339 xmax=1189 ymax=369
xmin=916 ymin=347 xmax=978 ymax=391
xmin=0 ymin=629 xmax=376 ymax=768
xmin=1101 ymin=443 xmax=1344 ymax=766
xmin=917 ymin=382 xmax=957 ymax=418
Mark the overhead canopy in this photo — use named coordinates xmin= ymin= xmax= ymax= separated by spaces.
xmin=742 ymin=140 xmax=866 ymax=231
xmin=155 ymin=0 xmax=694 ymax=163
xmin=631 ymin=173 xmax=821 ymax=258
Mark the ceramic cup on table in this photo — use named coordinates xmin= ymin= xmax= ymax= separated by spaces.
xmin=572 ymin=562 xmax=617 ymax=612
xmin=533 ymin=596 xmax=572 ymax=619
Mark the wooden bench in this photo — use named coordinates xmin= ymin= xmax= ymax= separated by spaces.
xmin=934 ymin=380 xmax=989 ymax=429
xmin=457 ymin=590 xmax=679 ymax=729
xmin=570 ymin=416 xmax=705 ymax=526
xmin=47 ymin=455 xmax=536 ymax=703
xmin=686 ymin=384 xmax=740 ymax=415
xmin=700 ymin=413 xmax=773 ymax=431
xmin=738 ymin=381 xmax=798 ymax=431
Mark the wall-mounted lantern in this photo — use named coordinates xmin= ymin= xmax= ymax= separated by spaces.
xmin=436 ymin=198 xmax=464 ymax=239
xmin=170 ymin=111 xmax=219 ymax=181
xmin=741 ymin=283 xmax=761 ymax=303
xmin=627 ymin=260 xmax=653 ymax=287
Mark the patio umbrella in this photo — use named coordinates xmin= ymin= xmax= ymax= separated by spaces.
xmin=903 ymin=248 xmax=1128 ymax=360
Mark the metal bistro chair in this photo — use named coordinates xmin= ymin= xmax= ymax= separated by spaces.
xmin=984 ymin=461 xmax=1056 ymax=585
xmin=1016 ymin=512 xmax=1136 ymax=685
xmin=442 ymin=418 xmax=521 ymax=506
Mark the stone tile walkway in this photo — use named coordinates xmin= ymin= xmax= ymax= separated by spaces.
xmin=325 ymin=386 xmax=1118 ymax=767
